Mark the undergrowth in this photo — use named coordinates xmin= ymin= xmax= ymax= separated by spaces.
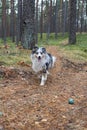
xmin=59 ymin=33 xmax=87 ymax=62
xmin=0 ymin=33 xmax=87 ymax=66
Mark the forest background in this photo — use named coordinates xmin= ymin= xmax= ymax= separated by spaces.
xmin=0 ymin=1 xmax=87 ymax=130
xmin=0 ymin=0 xmax=87 ymax=64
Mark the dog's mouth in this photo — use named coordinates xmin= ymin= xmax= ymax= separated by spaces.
xmin=38 ymin=56 xmax=41 ymax=61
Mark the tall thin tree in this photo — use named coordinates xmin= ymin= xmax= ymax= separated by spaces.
xmin=19 ymin=0 xmax=23 ymax=41
xmin=55 ymin=0 xmax=58 ymax=39
xmin=50 ymin=0 xmax=52 ymax=32
xmin=86 ymin=0 xmax=87 ymax=16
xmin=76 ymin=0 xmax=79 ymax=32
xmin=40 ymin=0 xmax=43 ymax=39
xmin=16 ymin=0 xmax=21 ymax=45
xmin=35 ymin=0 xmax=39 ymax=44
xmin=62 ymin=0 xmax=67 ymax=36
xmin=46 ymin=0 xmax=50 ymax=40
xmin=10 ymin=0 xmax=15 ymax=42
xmin=69 ymin=0 xmax=76 ymax=44
xmin=2 ymin=0 xmax=6 ymax=46
xmin=80 ymin=0 xmax=84 ymax=33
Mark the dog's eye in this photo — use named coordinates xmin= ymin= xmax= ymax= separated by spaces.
xmin=36 ymin=52 xmax=38 ymax=55
xmin=40 ymin=52 xmax=43 ymax=55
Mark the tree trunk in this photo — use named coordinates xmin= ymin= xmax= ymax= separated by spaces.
xmin=55 ymin=0 xmax=58 ymax=39
xmin=69 ymin=0 xmax=76 ymax=44
xmin=76 ymin=0 xmax=79 ymax=32
xmin=35 ymin=0 xmax=39 ymax=44
xmin=40 ymin=0 xmax=43 ymax=39
xmin=86 ymin=0 xmax=87 ymax=16
xmin=6 ymin=3 xmax=10 ymax=37
xmin=22 ymin=0 xmax=35 ymax=49
xmin=62 ymin=0 xmax=67 ymax=36
xmin=80 ymin=0 xmax=84 ymax=33
xmin=10 ymin=0 xmax=15 ymax=42
xmin=16 ymin=0 xmax=21 ymax=45
xmin=66 ymin=0 xmax=69 ymax=32
xmin=86 ymin=0 xmax=87 ymax=32
xmin=50 ymin=0 xmax=52 ymax=33
xmin=20 ymin=0 xmax=23 ymax=41
xmin=46 ymin=0 xmax=50 ymax=40
xmin=2 ymin=0 xmax=6 ymax=45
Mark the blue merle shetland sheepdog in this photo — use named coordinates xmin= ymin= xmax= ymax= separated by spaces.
xmin=31 ymin=46 xmax=56 ymax=86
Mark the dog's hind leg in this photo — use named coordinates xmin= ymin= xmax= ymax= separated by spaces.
xmin=40 ymin=72 xmax=47 ymax=86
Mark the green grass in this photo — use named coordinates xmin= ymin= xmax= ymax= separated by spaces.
xmin=59 ymin=33 xmax=87 ymax=62
xmin=0 ymin=49 xmax=31 ymax=66
xmin=38 ymin=33 xmax=87 ymax=62
xmin=38 ymin=33 xmax=68 ymax=45
xmin=0 ymin=38 xmax=31 ymax=66
xmin=0 ymin=33 xmax=87 ymax=66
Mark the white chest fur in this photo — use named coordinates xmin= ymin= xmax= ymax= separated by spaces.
xmin=32 ymin=61 xmax=43 ymax=72
xmin=31 ymin=56 xmax=46 ymax=73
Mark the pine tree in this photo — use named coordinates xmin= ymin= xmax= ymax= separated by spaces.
xmin=22 ymin=0 xmax=35 ymax=49
xmin=69 ymin=0 xmax=76 ymax=44
xmin=16 ymin=0 xmax=21 ymax=45
xmin=35 ymin=0 xmax=39 ymax=43
xmin=55 ymin=0 xmax=58 ymax=38
xmin=2 ymin=0 xmax=6 ymax=45
xmin=10 ymin=0 xmax=15 ymax=42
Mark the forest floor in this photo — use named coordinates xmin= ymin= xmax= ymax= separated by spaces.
xmin=0 ymin=46 xmax=87 ymax=130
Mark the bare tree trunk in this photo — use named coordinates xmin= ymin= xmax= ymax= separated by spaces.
xmin=16 ymin=0 xmax=20 ymax=45
xmin=46 ymin=0 xmax=50 ymax=40
xmin=50 ymin=0 xmax=52 ymax=33
xmin=69 ymin=0 xmax=76 ymax=44
xmin=86 ymin=0 xmax=87 ymax=16
xmin=66 ymin=0 xmax=69 ymax=32
xmin=76 ymin=9 xmax=79 ymax=32
xmin=60 ymin=0 xmax=62 ymax=33
xmin=6 ymin=7 xmax=10 ymax=37
xmin=40 ymin=0 xmax=43 ymax=39
xmin=2 ymin=0 xmax=7 ymax=46
xmin=20 ymin=0 xmax=23 ymax=41
xmin=62 ymin=0 xmax=67 ymax=36
xmin=22 ymin=0 xmax=35 ymax=49
xmin=10 ymin=0 xmax=15 ymax=42
xmin=80 ymin=0 xmax=84 ymax=33
xmin=35 ymin=0 xmax=39 ymax=44
xmin=55 ymin=0 xmax=58 ymax=39
xmin=76 ymin=0 xmax=79 ymax=32
xmin=62 ymin=0 xmax=64 ymax=36
xmin=86 ymin=0 xmax=87 ymax=32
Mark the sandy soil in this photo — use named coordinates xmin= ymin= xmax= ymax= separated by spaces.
xmin=0 ymin=46 xmax=87 ymax=130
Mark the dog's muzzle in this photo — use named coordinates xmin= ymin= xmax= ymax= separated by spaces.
xmin=38 ymin=56 xmax=41 ymax=61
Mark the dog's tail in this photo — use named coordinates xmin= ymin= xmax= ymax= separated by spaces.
xmin=52 ymin=56 xmax=56 ymax=67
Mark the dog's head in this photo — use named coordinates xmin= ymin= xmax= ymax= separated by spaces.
xmin=32 ymin=46 xmax=46 ymax=61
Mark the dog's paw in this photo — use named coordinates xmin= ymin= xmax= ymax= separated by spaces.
xmin=40 ymin=82 xmax=45 ymax=86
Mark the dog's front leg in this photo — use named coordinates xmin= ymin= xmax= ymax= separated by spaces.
xmin=40 ymin=72 xmax=47 ymax=86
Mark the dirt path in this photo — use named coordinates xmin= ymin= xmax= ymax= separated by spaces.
xmin=0 ymin=46 xmax=87 ymax=130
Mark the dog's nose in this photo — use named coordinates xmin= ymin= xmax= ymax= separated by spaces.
xmin=38 ymin=56 xmax=41 ymax=60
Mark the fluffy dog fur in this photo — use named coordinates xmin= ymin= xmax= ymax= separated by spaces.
xmin=31 ymin=46 xmax=56 ymax=86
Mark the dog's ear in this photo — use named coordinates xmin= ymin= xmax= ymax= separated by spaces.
xmin=32 ymin=46 xmax=38 ymax=54
xmin=42 ymin=47 xmax=46 ymax=53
